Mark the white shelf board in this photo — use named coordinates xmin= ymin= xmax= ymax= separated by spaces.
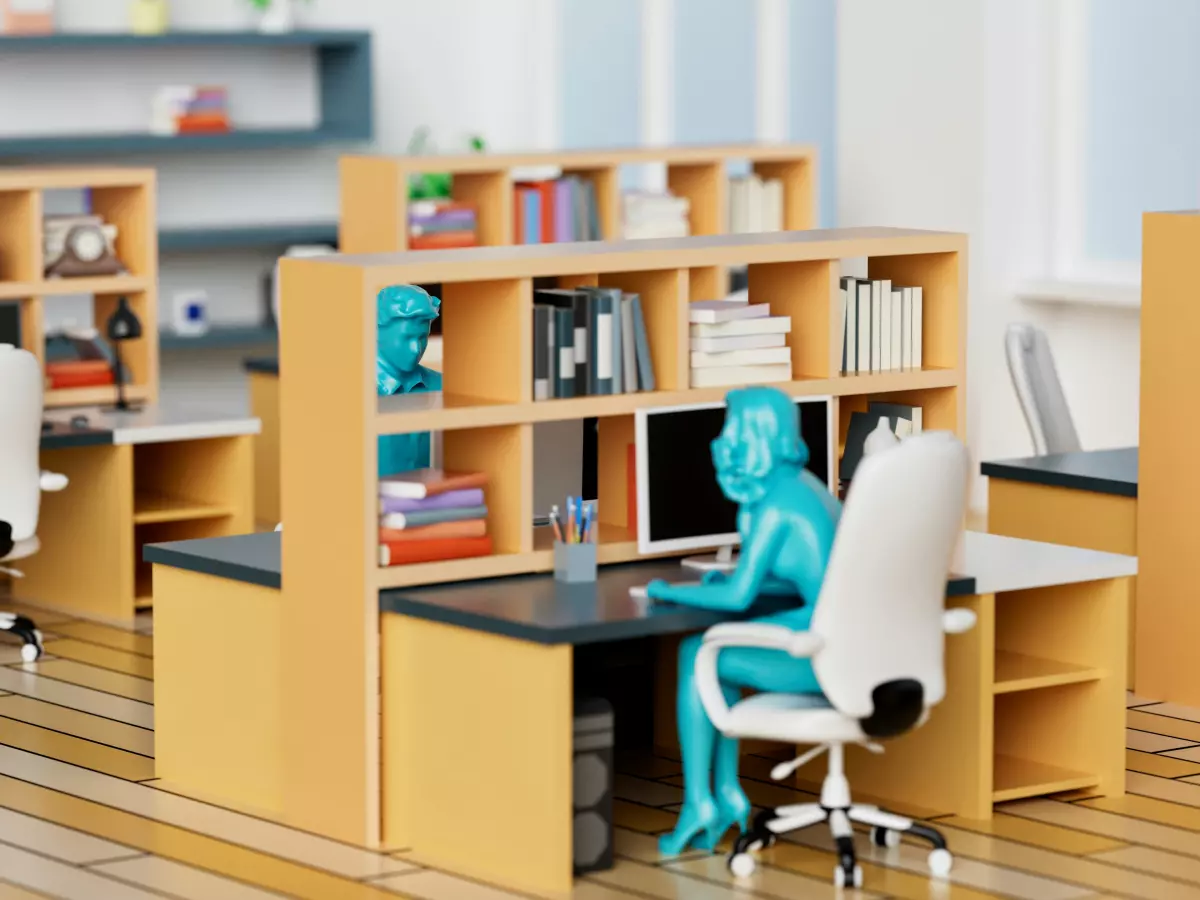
xmin=1017 ymin=280 xmax=1140 ymax=311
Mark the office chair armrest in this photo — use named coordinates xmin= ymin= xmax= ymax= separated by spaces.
xmin=701 ymin=623 xmax=824 ymax=658
xmin=943 ymin=608 xmax=976 ymax=634
xmin=39 ymin=472 xmax=68 ymax=493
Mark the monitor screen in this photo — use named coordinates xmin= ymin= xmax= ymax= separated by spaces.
xmin=636 ymin=397 xmax=832 ymax=554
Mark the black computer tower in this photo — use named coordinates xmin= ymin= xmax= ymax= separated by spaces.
xmin=573 ymin=697 xmax=614 ymax=874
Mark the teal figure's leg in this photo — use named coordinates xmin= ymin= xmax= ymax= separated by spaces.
xmin=658 ymin=634 xmax=721 ymax=857
xmin=713 ymin=682 xmax=750 ymax=839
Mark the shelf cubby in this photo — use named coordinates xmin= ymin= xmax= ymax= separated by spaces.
xmin=747 ymin=258 xmax=837 ymax=380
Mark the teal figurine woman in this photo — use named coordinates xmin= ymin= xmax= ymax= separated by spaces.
xmin=377 ymin=285 xmax=443 ymax=477
xmin=647 ymin=386 xmax=842 ymax=856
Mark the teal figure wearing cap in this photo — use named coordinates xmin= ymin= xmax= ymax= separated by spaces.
xmin=377 ymin=285 xmax=442 ymax=477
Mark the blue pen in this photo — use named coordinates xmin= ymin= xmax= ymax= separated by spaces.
xmin=580 ymin=501 xmax=592 ymax=544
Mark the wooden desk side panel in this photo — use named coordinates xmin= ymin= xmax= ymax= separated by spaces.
xmin=382 ymin=615 xmax=573 ymax=897
xmin=15 ymin=444 xmax=135 ymax=623
xmin=1139 ymin=211 xmax=1200 ymax=706
xmin=153 ymin=565 xmax=282 ymax=815
xmin=249 ymin=372 xmax=281 ymax=525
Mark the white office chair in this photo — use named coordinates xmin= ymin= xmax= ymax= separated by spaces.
xmin=696 ymin=431 xmax=974 ymax=888
xmin=1005 ymin=323 xmax=1080 ymax=455
xmin=0 ymin=345 xmax=68 ymax=661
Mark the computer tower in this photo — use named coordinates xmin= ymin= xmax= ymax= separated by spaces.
xmin=573 ymin=697 xmax=614 ymax=874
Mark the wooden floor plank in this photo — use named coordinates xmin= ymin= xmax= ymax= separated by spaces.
xmin=0 ymin=716 xmax=154 ymax=780
xmin=0 ymin=694 xmax=153 ymax=756
xmin=15 ymin=659 xmax=153 ymax=703
xmin=1135 ymin=702 xmax=1200 ymax=724
xmin=0 ymin=665 xmax=152 ymax=729
xmin=1125 ymin=749 xmax=1200 ymax=779
xmin=1126 ymin=727 xmax=1197 ymax=753
xmin=1128 ymin=771 xmax=1200 ymax=808
xmin=0 ymin=840 xmax=167 ymax=900
xmin=1127 ymin=709 xmax=1200 ymax=743
xmin=934 ymin=813 xmax=1127 ymax=856
xmin=1090 ymin=846 xmax=1200 ymax=889
xmin=1078 ymin=793 xmax=1200 ymax=831
xmin=611 ymin=800 xmax=676 ymax=835
xmin=48 ymin=622 xmax=153 ymax=658
xmin=0 ymin=881 xmax=58 ymax=900
xmin=1004 ymin=799 xmax=1200 ymax=860
xmin=589 ymin=857 xmax=764 ymax=900
xmin=46 ymin=640 xmax=154 ymax=679
xmin=92 ymin=856 xmax=294 ymax=900
xmin=666 ymin=853 xmax=886 ymax=899
xmin=371 ymin=869 xmax=529 ymax=899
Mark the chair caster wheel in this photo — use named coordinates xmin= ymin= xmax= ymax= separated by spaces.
xmin=928 ymin=847 xmax=953 ymax=878
xmin=871 ymin=826 xmax=900 ymax=848
xmin=728 ymin=852 xmax=756 ymax=878
xmin=19 ymin=643 xmax=39 ymax=663
xmin=834 ymin=863 xmax=863 ymax=888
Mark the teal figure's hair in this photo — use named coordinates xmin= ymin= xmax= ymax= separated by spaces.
xmin=724 ymin=386 xmax=809 ymax=475
xmin=378 ymin=284 xmax=441 ymax=325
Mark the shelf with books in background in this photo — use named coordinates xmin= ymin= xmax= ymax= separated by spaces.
xmin=281 ymin=226 xmax=966 ymax=595
xmin=0 ymin=168 xmax=159 ymax=408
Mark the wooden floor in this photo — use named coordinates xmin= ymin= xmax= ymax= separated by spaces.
xmin=0 ymin=606 xmax=1193 ymax=898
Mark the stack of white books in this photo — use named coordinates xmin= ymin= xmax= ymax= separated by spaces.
xmin=622 ymin=192 xmax=691 ymax=240
xmin=728 ymin=175 xmax=784 ymax=233
xmin=688 ymin=300 xmax=793 ymax=388
xmin=837 ymin=276 xmax=923 ymax=375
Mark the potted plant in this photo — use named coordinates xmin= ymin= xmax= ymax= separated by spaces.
xmin=246 ymin=0 xmax=309 ymax=33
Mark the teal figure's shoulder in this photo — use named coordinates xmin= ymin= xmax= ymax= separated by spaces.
xmin=418 ymin=366 xmax=443 ymax=390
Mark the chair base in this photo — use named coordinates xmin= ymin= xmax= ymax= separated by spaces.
xmin=728 ymin=802 xmax=952 ymax=886
xmin=0 ymin=613 xmax=43 ymax=662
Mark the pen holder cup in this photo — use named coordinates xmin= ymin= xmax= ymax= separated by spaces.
xmin=554 ymin=541 xmax=597 ymax=584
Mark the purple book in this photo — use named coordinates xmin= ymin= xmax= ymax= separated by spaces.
xmin=378 ymin=488 xmax=484 ymax=514
xmin=410 ymin=208 xmax=476 ymax=226
xmin=554 ymin=179 xmax=574 ymax=243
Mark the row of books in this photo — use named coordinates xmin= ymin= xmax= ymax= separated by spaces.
xmin=839 ymin=401 xmax=925 ymax=487
xmin=838 ymin=276 xmax=924 ymax=375
xmin=378 ymin=469 xmax=493 ymax=567
xmin=151 ymin=85 xmax=230 ymax=136
xmin=532 ymin=287 xmax=655 ymax=400
xmin=729 ymin=175 xmax=785 ymax=234
xmin=44 ymin=327 xmax=126 ymax=389
xmin=514 ymin=176 xmax=601 ymax=244
xmin=622 ymin=192 xmax=690 ymax=240
xmin=688 ymin=300 xmax=793 ymax=389
xmin=408 ymin=199 xmax=478 ymax=251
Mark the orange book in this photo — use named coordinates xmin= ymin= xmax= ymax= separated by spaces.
xmin=408 ymin=232 xmax=477 ymax=251
xmin=379 ymin=519 xmax=487 ymax=542
xmin=379 ymin=535 xmax=493 ymax=567
xmin=627 ymin=443 xmax=638 ymax=535
xmin=531 ymin=181 xmax=556 ymax=243
xmin=379 ymin=469 xmax=488 ymax=500
xmin=45 ymin=360 xmax=112 ymax=377
xmin=48 ymin=370 xmax=115 ymax=389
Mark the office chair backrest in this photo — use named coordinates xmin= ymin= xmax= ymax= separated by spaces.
xmin=1005 ymin=323 xmax=1080 ymax=455
xmin=0 ymin=345 xmax=44 ymax=543
xmin=811 ymin=432 xmax=968 ymax=725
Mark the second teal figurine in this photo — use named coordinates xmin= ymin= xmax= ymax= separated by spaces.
xmin=647 ymin=386 xmax=842 ymax=856
xmin=377 ymin=285 xmax=442 ymax=477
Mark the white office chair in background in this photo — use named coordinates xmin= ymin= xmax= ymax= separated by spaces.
xmin=1005 ymin=323 xmax=1080 ymax=455
xmin=0 ymin=344 xmax=68 ymax=661
xmin=696 ymin=431 xmax=974 ymax=888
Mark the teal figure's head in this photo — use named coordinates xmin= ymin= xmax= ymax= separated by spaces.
xmin=710 ymin=386 xmax=808 ymax=505
xmin=377 ymin=285 xmax=441 ymax=376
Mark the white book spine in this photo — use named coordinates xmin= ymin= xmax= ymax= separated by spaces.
xmin=748 ymin=175 xmax=764 ymax=232
xmin=880 ymin=283 xmax=893 ymax=371
xmin=559 ymin=346 xmax=575 ymax=379
xmin=690 ymin=333 xmax=787 ymax=353
xmin=547 ymin=315 xmax=557 ymax=390
xmin=690 ymin=362 xmax=792 ymax=389
xmin=534 ymin=380 xmax=549 ymax=401
xmin=912 ymin=286 xmax=924 ymax=369
xmin=856 ymin=281 xmax=871 ymax=374
xmin=690 ymin=316 xmax=791 ymax=337
xmin=596 ymin=314 xmax=613 ymax=379
xmin=901 ymin=287 xmax=913 ymax=369
xmin=890 ymin=289 xmax=902 ymax=371
xmin=690 ymin=345 xmax=792 ymax=368
xmin=870 ymin=280 xmax=883 ymax=372
xmin=574 ymin=326 xmax=587 ymax=365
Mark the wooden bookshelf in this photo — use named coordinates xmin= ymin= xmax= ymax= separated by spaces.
xmin=339 ymin=144 xmax=817 ymax=254
xmin=0 ymin=167 xmax=158 ymax=408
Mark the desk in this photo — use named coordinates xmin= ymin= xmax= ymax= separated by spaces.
xmin=17 ymin=403 xmax=259 ymax=624
xmin=983 ymin=448 xmax=1137 ymax=687
xmin=146 ymin=529 xmax=1132 ymax=897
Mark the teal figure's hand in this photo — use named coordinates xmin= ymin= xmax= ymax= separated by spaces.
xmin=702 ymin=570 xmax=727 ymax=585
xmin=646 ymin=579 xmax=671 ymax=601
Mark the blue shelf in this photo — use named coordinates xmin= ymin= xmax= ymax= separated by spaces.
xmin=160 ymin=222 xmax=338 ymax=252
xmin=0 ymin=31 xmax=372 ymax=157
xmin=160 ymin=325 xmax=277 ymax=351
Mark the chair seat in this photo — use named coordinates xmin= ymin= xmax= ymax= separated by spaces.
xmin=1 ymin=536 xmax=38 ymax=563
xmin=724 ymin=692 xmax=867 ymax=743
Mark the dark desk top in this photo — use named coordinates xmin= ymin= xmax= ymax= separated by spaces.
xmin=40 ymin=421 xmax=115 ymax=449
xmin=244 ymin=356 xmax=279 ymax=376
xmin=981 ymin=447 xmax=1138 ymax=498
xmin=143 ymin=531 xmax=977 ymax=645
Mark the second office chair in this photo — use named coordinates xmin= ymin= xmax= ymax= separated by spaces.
xmin=1005 ymin=323 xmax=1080 ymax=455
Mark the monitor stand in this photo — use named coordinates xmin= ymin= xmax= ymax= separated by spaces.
xmin=681 ymin=544 xmax=738 ymax=573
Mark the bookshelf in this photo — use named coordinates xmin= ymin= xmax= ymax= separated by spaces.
xmin=0 ymin=167 xmax=158 ymax=408
xmin=338 ymin=144 xmax=817 ymax=254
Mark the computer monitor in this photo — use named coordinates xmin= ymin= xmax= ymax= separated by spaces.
xmin=634 ymin=395 xmax=834 ymax=557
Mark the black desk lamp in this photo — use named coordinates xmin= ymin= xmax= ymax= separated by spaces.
xmin=105 ymin=296 xmax=142 ymax=411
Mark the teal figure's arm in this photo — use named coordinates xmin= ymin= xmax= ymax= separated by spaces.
xmin=647 ymin=510 xmax=785 ymax=611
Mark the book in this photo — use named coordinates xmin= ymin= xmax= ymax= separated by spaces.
xmin=900 ymin=287 xmax=913 ymax=369
xmin=584 ymin=287 xmax=619 ymax=395
xmin=868 ymin=401 xmax=923 ymax=435
xmin=379 ymin=469 xmax=488 ymax=500
xmin=890 ymin=288 xmax=903 ymax=372
xmin=688 ymin=300 xmax=770 ymax=324
xmin=621 ymin=294 xmax=639 ymax=392
xmin=690 ymin=362 xmax=792 ymax=389
xmin=554 ymin=307 xmax=575 ymax=398
xmin=880 ymin=280 xmax=893 ymax=371
xmin=409 ymin=217 xmax=476 ymax=236
xmin=533 ymin=181 xmax=557 ymax=243
xmin=410 ymin=200 xmax=475 ymax=219
xmin=47 ymin=370 xmax=114 ymax=389
xmin=839 ymin=275 xmax=857 ymax=374
xmin=533 ymin=305 xmax=551 ymax=401
xmin=871 ymin=279 xmax=888 ymax=372
xmin=839 ymin=411 xmax=887 ymax=483
xmin=855 ymin=279 xmax=871 ymax=375
xmin=523 ymin=188 xmax=541 ymax=245
xmin=409 ymin=232 xmax=476 ymax=250
xmin=584 ymin=180 xmax=601 ymax=239
xmin=690 ymin=345 xmax=791 ymax=369
xmin=379 ymin=519 xmax=487 ymax=542
xmin=379 ymin=535 xmax=493 ymax=567
xmin=572 ymin=178 xmax=589 ymax=240
xmin=912 ymin=286 xmax=924 ymax=368
xmin=838 ymin=287 xmax=848 ymax=375
xmin=45 ymin=359 xmax=110 ymax=376
xmin=513 ymin=186 xmax=527 ymax=244
xmin=554 ymin=178 xmax=575 ymax=243
xmin=690 ymin=333 xmax=786 ymax=353
xmin=611 ymin=291 xmax=624 ymax=394
xmin=627 ymin=293 xmax=655 ymax=390
xmin=536 ymin=289 xmax=590 ymax=394
xmin=380 ymin=504 xmax=489 ymax=530
xmin=690 ymin=316 xmax=792 ymax=338
xmin=380 ymin=488 xmax=485 ymax=514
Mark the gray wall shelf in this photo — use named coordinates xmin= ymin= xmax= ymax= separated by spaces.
xmin=0 ymin=30 xmax=373 ymax=157
xmin=159 ymin=222 xmax=338 ymax=252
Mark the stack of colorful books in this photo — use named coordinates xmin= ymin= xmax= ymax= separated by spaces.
xmin=378 ymin=469 xmax=492 ymax=566
xmin=513 ymin=174 xmax=601 ymax=244
xmin=151 ymin=86 xmax=230 ymax=136
xmin=408 ymin=200 xmax=478 ymax=250
xmin=44 ymin=327 xmax=123 ymax=390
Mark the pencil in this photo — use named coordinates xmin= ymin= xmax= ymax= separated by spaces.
xmin=566 ymin=497 xmax=576 ymax=544
xmin=550 ymin=505 xmax=564 ymax=543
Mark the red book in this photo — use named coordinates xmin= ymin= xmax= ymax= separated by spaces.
xmin=531 ymin=181 xmax=556 ymax=243
xmin=45 ymin=360 xmax=111 ymax=377
xmin=379 ymin=519 xmax=487 ymax=542
xmin=379 ymin=535 xmax=493 ymax=567
xmin=177 ymin=120 xmax=231 ymax=134
xmin=408 ymin=232 xmax=477 ymax=251
xmin=48 ymin=370 xmax=115 ymax=389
